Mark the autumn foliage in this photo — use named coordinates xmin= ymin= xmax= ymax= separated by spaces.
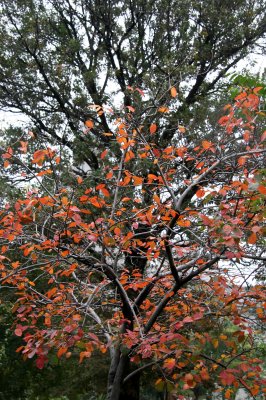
xmin=0 ymin=87 xmax=266 ymax=399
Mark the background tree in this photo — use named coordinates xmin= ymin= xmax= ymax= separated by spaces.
xmin=0 ymin=0 xmax=265 ymax=171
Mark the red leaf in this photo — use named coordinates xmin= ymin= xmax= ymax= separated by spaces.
xmin=220 ymin=370 xmax=236 ymax=385
xmin=14 ymin=328 xmax=23 ymax=337
xmin=149 ymin=123 xmax=157 ymax=134
xmin=57 ymin=347 xmax=68 ymax=358
xmin=218 ymin=115 xmax=230 ymax=126
xmin=36 ymin=356 xmax=46 ymax=369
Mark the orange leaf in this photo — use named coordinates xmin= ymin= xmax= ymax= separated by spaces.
xmin=61 ymin=196 xmax=69 ymax=205
xmin=60 ymin=250 xmax=70 ymax=257
xmin=11 ymin=261 xmax=20 ymax=269
xmin=225 ymin=389 xmax=232 ymax=399
xmin=253 ymin=86 xmax=263 ymax=94
xmin=132 ymin=176 xmax=143 ymax=186
xmin=158 ymin=106 xmax=169 ymax=113
xmin=100 ymin=149 xmax=108 ymax=159
xmin=243 ymin=131 xmax=250 ymax=142
xmin=170 ymin=86 xmax=177 ymax=98
xmin=218 ymin=115 xmax=230 ymax=126
xmin=256 ymin=308 xmax=264 ymax=318
xmin=196 ymin=189 xmax=205 ymax=198
xmin=238 ymin=156 xmax=247 ymax=166
xmin=79 ymin=351 xmax=91 ymax=363
xmin=32 ymin=149 xmax=46 ymax=166
xmin=163 ymin=358 xmax=176 ymax=371
xmin=106 ymin=171 xmax=113 ymax=179
xmin=177 ymin=219 xmax=191 ymax=227
xmin=149 ymin=123 xmax=157 ymax=134
xmin=85 ymin=120 xmax=94 ymax=128
xmin=258 ymin=185 xmax=266 ymax=195
xmin=114 ymin=227 xmax=121 ymax=235
xmin=178 ymin=125 xmax=186 ymax=133
xmin=37 ymin=169 xmax=53 ymax=176
xmin=202 ymin=140 xmax=213 ymax=150
xmin=100 ymin=187 xmax=110 ymax=197
xmin=2 ymin=147 xmax=13 ymax=159
xmin=89 ymin=196 xmax=104 ymax=208
xmin=103 ymin=236 xmax=116 ymax=246
xmin=125 ymin=150 xmax=135 ymax=162
xmin=248 ymin=233 xmax=257 ymax=245
xmin=200 ymin=368 xmax=210 ymax=381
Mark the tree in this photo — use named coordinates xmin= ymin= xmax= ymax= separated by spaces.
xmin=0 ymin=83 xmax=266 ymax=400
xmin=0 ymin=0 xmax=265 ymax=173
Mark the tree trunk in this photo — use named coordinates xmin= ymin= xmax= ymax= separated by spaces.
xmin=107 ymin=350 xmax=140 ymax=400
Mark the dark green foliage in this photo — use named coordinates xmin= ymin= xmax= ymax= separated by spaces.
xmin=0 ymin=0 xmax=265 ymax=171
xmin=0 ymin=304 xmax=109 ymax=400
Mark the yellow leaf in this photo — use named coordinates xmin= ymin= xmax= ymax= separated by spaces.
xmin=178 ymin=125 xmax=186 ymax=133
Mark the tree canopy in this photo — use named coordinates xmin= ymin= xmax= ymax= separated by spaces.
xmin=0 ymin=0 xmax=265 ymax=166
xmin=0 ymin=1 xmax=266 ymax=400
